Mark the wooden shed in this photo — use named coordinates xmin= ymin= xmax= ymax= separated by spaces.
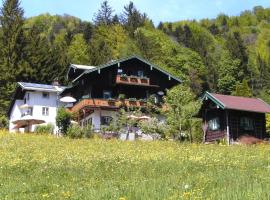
xmin=199 ymin=92 xmax=270 ymax=143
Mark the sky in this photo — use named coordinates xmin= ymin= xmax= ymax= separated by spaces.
xmin=10 ymin=0 xmax=270 ymax=25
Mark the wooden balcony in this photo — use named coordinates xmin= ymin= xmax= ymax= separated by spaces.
xmin=71 ymin=98 xmax=147 ymax=113
xmin=116 ymin=75 xmax=151 ymax=86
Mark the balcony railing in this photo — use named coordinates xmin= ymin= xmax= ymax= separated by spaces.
xmin=116 ymin=75 xmax=150 ymax=86
xmin=71 ymin=98 xmax=147 ymax=113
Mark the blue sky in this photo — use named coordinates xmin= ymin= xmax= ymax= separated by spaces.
xmin=12 ymin=0 xmax=270 ymax=24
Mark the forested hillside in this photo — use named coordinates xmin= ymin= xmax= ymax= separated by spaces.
xmin=0 ymin=0 xmax=270 ymax=120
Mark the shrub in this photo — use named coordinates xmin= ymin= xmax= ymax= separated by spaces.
xmin=138 ymin=118 xmax=166 ymax=138
xmin=56 ymin=107 xmax=72 ymax=135
xmin=0 ymin=115 xmax=8 ymax=129
xmin=35 ymin=123 xmax=54 ymax=135
xmin=67 ymin=124 xmax=83 ymax=139
xmin=67 ymin=124 xmax=94 ymax=139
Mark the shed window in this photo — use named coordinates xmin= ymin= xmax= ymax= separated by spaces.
xmin=240 ymin=117 xmax=254 ymax=131
xmin=208 ymin=117 xmax=220 ymax=131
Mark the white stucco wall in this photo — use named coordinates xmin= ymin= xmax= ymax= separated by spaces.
xmin=9 ymin=91 xmax=60 ymax=133
xmin=80 ymin=109 xmax=117 ymax=130
xmin=9 ymin=100 xmax=24 ymax=132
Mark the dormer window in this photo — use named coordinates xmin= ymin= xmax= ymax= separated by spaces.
xmin=42 ymin=92 xmax=49 ymax=99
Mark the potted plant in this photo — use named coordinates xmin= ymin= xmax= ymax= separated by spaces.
xmin=140 ymin=76 xmax=149 ymax=84
xmin=118 ymin=94 xmax=126 ymax=101
xmin=120 ymin=74 xmax=128 ymax=81
xmin=128 ymin=98 xmax=137 ymax=102
xmin=129 ymin=75 xmax=139 ymax=83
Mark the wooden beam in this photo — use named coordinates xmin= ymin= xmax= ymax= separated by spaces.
xmin=226 ymin=110 xmax=230 ymax=145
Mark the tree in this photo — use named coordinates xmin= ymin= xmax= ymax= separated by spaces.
xmin=232 ymin=80 xmax=252 ymax=97
xmin=0 ymin=0 xmax=26 ymax=115
xmin=67 ymin=34 xmax=90 ymax=64
xmin=217 ymin=51 xmax=240 ymax=94
xmin=122 ymin=1 xmax=147 ymax=36
xmin=225 ymin=31 xmax=249 ymax=80
xmin=164 ymin=85 xmax=201 ymax=142
xmin=56 ymin=107 xmax=72 ymax=135
xmin=93 ymin=0 xmax=113 ymax=26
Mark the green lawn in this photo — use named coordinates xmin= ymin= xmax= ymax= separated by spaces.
xmin=0 ymin=131 xmax=270 ymax=199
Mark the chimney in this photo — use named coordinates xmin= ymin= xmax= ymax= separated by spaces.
xmin=52 ymin=78 xmax=60 ymax=86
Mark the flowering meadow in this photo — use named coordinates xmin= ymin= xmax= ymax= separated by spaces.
xmin=0 ymin=131 xmax=270 ymax=199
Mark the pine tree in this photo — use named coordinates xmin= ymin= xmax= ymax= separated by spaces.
xmin=93 ymin=0 xmax=114 ymax=26
xmin=122 ymin=1 xmax=147 ymax=36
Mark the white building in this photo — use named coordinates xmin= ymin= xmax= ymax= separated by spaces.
xmin=8 ymin=82 xmax=65 ymax=133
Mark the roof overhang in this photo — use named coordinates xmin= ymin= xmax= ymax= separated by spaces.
xmin=72 ymin=55 xmax=183 ymax=83
xmin=202 ymin=92 xmax=226 ymax=109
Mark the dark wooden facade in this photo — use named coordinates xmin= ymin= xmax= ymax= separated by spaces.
xmin=200 ymin=93 xmax=269 ymax=143
xmin=62 ymin=56 xmax=181 ymax=119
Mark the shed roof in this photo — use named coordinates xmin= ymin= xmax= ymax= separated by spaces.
xmin=203 ymin=92 xmax=270 ymax=113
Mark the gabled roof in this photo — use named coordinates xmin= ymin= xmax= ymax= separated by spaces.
xmin=202 ymin=92 xmax=270 ymax=113
xmin=72 ymin=55 xmax=182 ymax=83
xmin=18 ymin=82 xmax=65 ymax=92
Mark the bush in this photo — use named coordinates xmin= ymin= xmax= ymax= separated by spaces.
xmin=56 ymin=107 xmax=72 ymax=135
xmin=35 ymin=123 xmax=54 ymax=135
xmin=138 ymin=118 xmax=166 ymax=138
xmin=67 ymin=124 xmax=94 ymax=139
xmin=0 ymin=115 xmax=8 ymax=129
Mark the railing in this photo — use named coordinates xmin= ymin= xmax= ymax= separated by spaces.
xmin=71 ymin=98 xmax=147 ymax=113
xmin=116 ymin=75 xmax=150 ymax=86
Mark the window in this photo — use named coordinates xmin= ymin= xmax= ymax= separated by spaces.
xmin=42 ymin=92 xmax=49 ymax=99
xmin=21 ymin=107 xmax=33 ymax=117
xmin=208 ymin=117 xmax=220 ymax=131
xmin=137 ymin=70 xmax=144 ymax=77
xmin=117 ymin=69 xmax=123 ymax=74
xmin=42 ymin=107 xmax=49 ymax=116
xmin=103 ymin=90 xmax=112 ymax=99
xmin=240 ymin=117 xmax=254 ymax=131
xmin=101 ymin=116 xmax=113 ymax=126
xmin=83 ymin=118 xmax=92 ymax=127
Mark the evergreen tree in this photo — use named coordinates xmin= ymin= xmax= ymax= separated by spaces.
xmin=232 ymin=80 xmax=252 ymax=97
xmin=93 ymin=0 xmax=114 ymax=26
xmin=0 ymin=0 xmax=26 ymax=115
xmin=68 ymin=34 xmax=90 ymax=64
xmin=122 ymin=1 xmax=147 ymax=36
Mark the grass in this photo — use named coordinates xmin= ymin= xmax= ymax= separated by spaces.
xmin=0 ymin=130 xmax=270 ymax=199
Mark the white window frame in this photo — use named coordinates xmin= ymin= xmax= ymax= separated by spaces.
xmin=42 ymin=107 xmax=49 ymax=116
xmin=208 ymin=117 xmax=220 ymax=131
